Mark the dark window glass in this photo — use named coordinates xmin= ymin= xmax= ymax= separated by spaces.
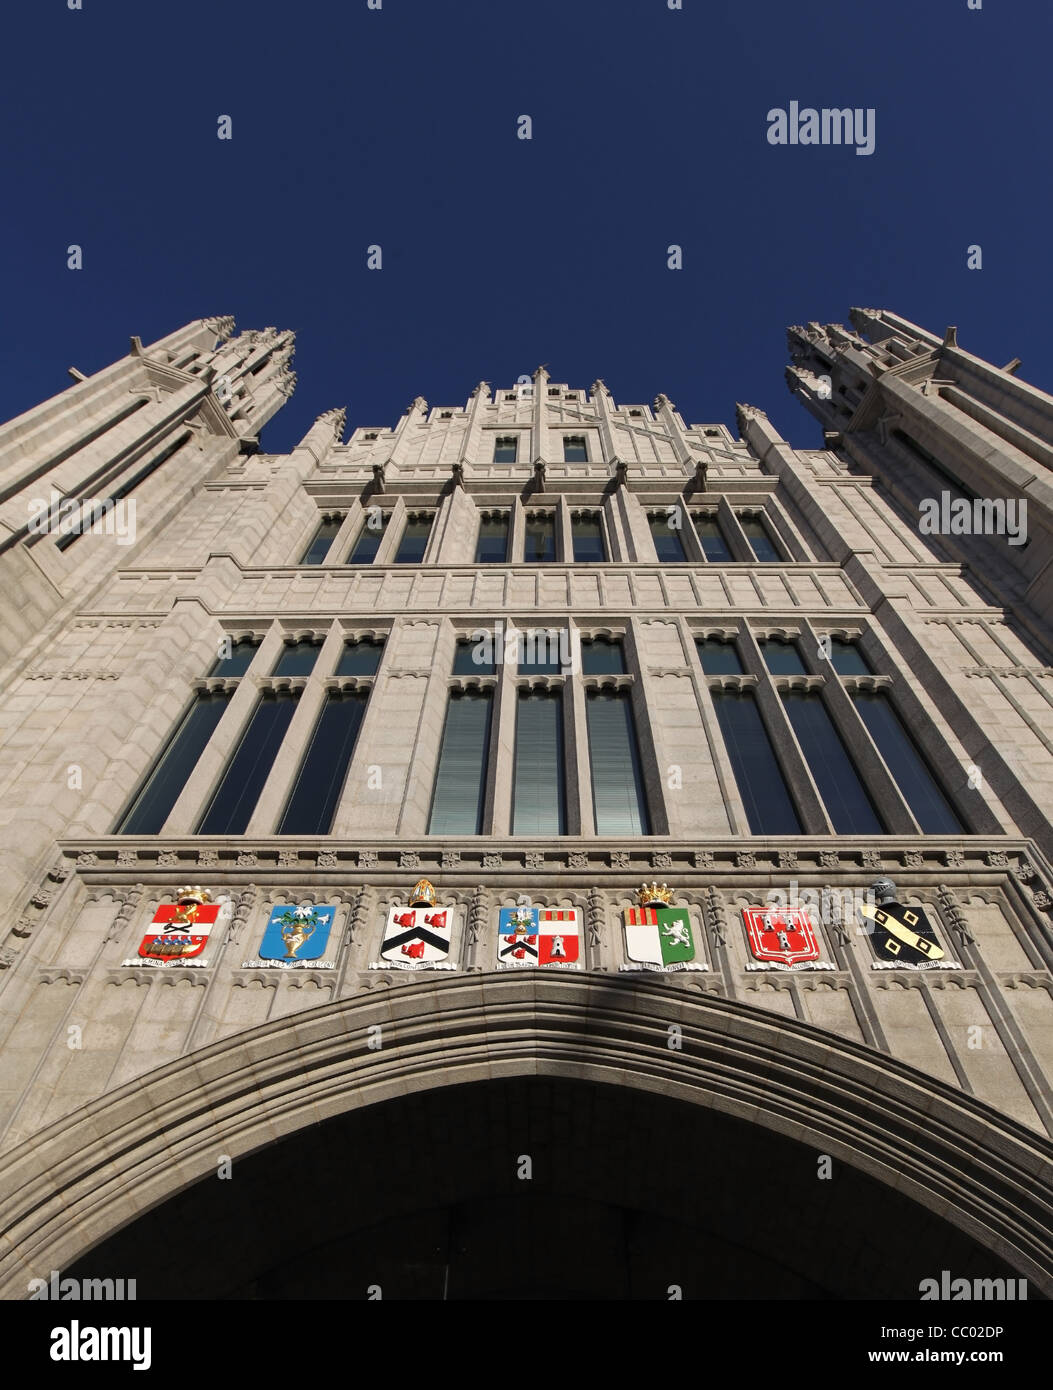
xmin=572 ymin=516 xmax=606 ymax=563
xmin=851 ymin=692 xmax=964 ymax=832
xmin=781 ymin=691 xmax=884 ymax=834
xmin=649 ymin=514 xmax=688 ymax=563
xmin=711 ymin=689 xmax=801 ymax=833
xmin=586 ymin=689 xmax=650 ymax=834
xmin=196 ymin=690 xmax=299 ymax=834
xmin=740 ymin=516 xmax=781 ymax=562
xmin=299 ymin=516 xmax=341 ymax=565
xmin=760 ymin=639 xmax=807 ymax=675
xmin=272 ymin=640 xmax=321 ymax=677
xmin=335 ymin=639 xmax=384 ymax=677
xmin=581 ymin=638 xmax=625 ymax=675
xmin=347 ymin=514 xmax=387 ymax=564
xmin=828 ymin=638 xmax=872 ymax=675
xmin=395 ymin=517 xmax=432 ymax=564
xmin=428 ymin=690 xmax=493 ymax=833
xmin=277 ymin=691 xmax=368 ymax=834
xmin=513 ymin=690 xmax=566 ymax=834
xmin=694 ymin=515 xmax=732 ymax=562
xmin=116 ymin=691 xmax=231 ymax=834
xmin=524 ymin=514 xmax=557 ymax=563
xmin=563 ymin=436 xmax=588 ymax=462
xmin=475 ymin=516 xmax=509 ymax=563
xmin=453 ymin=638 xmax=496 ymax=676
xmin=696 ymin=638 xmax=743 ymax=675
xmin=209 ymin=639 xmax=259 ymax=677
xmin=518 ymin=628 xmax=564 ymax=674
xmin=494 ymin=436 xmax=518 ymax=463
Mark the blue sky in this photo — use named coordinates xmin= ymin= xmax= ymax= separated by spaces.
xmin=1 ymin=0 xmax=1049 ymax=453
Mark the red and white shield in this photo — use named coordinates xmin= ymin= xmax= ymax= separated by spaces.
xmin=537 ymin=909 xmax=580 ymax=965
xmin=381 ymin=905 xmax=452 ymax=963
xmin=742 ymin=907 xmax=820 ymax=966
xmin=138 ymin=902 xmax=220 ymax=963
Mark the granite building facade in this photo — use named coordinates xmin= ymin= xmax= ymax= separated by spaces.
xmin=0 ymin=309 xmax=1050 ymax=1298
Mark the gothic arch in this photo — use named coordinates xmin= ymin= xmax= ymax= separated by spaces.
xmin=0 ymin=972 xmax=1050 ymax=1297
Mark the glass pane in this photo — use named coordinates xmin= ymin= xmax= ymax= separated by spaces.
xmin=694 ymin=515 xmax=732 ymax=562
xmin=347 ymin=515 xmax=386 ymax=564
xmin=581 ymin=639 xmax=625 ymax=675
xmin=453 ymin=637 xmax=496 ymax=676
xmin=335 ymin=639 xmax=384 ymax=677
xmin=524 ymin=514 xmax=556 ymax=563
xmin=209 ymin=639 xmax=259 ymax=677
xmin=395 ymin=518 xmax=432 ymax=563
xmin=586 ymin=689 xmax=650 ymax=834
xmin=782 ymin=691 xmax=884 ymax=833
xmin=513 ymin=690 xmax=566 ymax=834
xmin=711 ymin=689 xmax=801 ymax=833
xmin=760 ymin=639 xmax=807 ymax=675
xmin=475 ymin=517 xmax=509 ymax=563
xmin=117 ymin=691 xmax=231 ymax=833
xmin=563 ymin=436 xmax=587 ymax=462
xmin=572 ymin=518 xmax=606 ymax=563
xmin=696 ymin=638 xmax=743 ymax=675
xmin=740 ymin=516 xmax=781 ymax=562
xmin=517 ymin=628 xmax=564 ymax=674
xmin=828 ymin=638 xmax=872 ymax=675
xmin=196 ymin=691 xmax=299 ymax=834
xmin=649 ymin=515 xmax=687 ymax=562
xmin=278 ymin=691 xmax=368 ymax=834
xmin=494 ymin=437 xmax=518 ymax=463
xmin=271 ymin=641 xmax=321 ymax=677
xmin=851 ymin=692 xmax=964 ymax=832
xmin=428 ymin=690 xmax=493 ymax=834
xmin=299 ymin=517 xmax=341 ymax=565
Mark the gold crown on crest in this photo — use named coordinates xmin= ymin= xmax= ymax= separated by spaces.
xmin=408 ymin=878 xmax=437 ymax=907
xmin=175 ymin=886 xmax=211 ymax=905
xmin=638 ymin=882 xmax=673 ymax=907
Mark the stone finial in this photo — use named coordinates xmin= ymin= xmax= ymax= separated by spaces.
xmin=591 ymin=378 xmax=609 ymax=397
xmin=276 ymin=367 xmax=297 ymax=399
xmin=202 ymin=315 xmax=236 ymax=341
xmin=943 ymin=326 xmax=958 ymax=348
xmin=653 ymin=393 xmax=674 ymax=413
xmin=735 ymin=402 xmax=769 ymax=437
xmin=316 ymin=406 xmax=347 ymax=442
xmin=471 ymin=381 xmax=491 ymax=400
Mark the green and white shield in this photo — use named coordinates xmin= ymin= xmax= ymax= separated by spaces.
xmin=624 ymin=905 xmax=695 ymax=967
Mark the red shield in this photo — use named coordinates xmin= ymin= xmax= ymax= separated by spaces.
xmin=742 ymin=907 xmax=820 ymax=966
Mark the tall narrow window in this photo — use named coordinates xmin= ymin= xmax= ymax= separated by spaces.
xmin=851 ymin=692 xmax=964 ymax=832
xmin=586 ymin=689 xmax=650 ymax=834
xmin=649 ymin=513 xmax=688 ymax=562
xmin=209 ymin=639 xmax=259 ymax=677
xmin=277 ymin=690 xmax=369 ymax=834
xmin=347 ymin=514 xmax=387 ymax=564
xmin=563 ymin=436 xmax=588 ymax=462
xmin=581 ymin=638 xmax=625 ymax=675
xmin=739 ymin=515 xmax=782 ymax=562
xmin=781 ymin=691 xmax=884 ymax=833
xmin=116 ymin=691 xmax=232 ymax=834
xmin=693 ymin=514 xmax=732 ymax=562
xmin=394 ymin=515 xmax=432 ymax=563
xmin=475 ymin=514 xmax=509 ymax=563
xmin=196 ymin=690 xmax=300 ymax=835
xmin=513 ymin=689 xmax=566 ymax=834
xmin=572 ymin=514 xmax=607 ymax=562
xmin=299 ymin=516 xmax=341 ymax=565
xmin=272 ymin=640 xmax=322 ymax=677
xmin=524 ymin=512 xmax=556 ymax=562
xmin=759 ymin=639 xmax=806 ymax=675
xmin=827 ymin=638 xmax=872 ymax=675
xmin=696 ymin=638 xmax=742 ymax=675
xmin=453 ymin=638 xmax=496 ymax=676
xmin=336 ymin=638 xmax=384 ymax=677
xmin=494 ymin=436 xmax=518 ymax=463
xmin=428 ymin=690 xmax=493 ymax=833
xmin=710 ymin=689 xmax=801 ymax=833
